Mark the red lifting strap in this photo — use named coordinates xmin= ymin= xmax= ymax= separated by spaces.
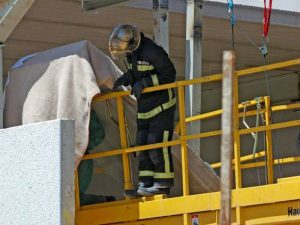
xmin=263 ymin=0 xmax=272 ymax=37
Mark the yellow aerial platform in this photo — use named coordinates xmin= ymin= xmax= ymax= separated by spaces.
xmin=75 ymin=58 xmax=300 ymax=225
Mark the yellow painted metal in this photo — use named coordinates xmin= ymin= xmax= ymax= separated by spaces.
xmin=178 ymin=85 xmax=189 ymax=197
xmin=236 ymin=58 xmax=300 ymax=77
xmin=75 ymin=170 xmax=80 ymax=210
xmin=181 ymin=98 xmax=300 ymax=133
xmin=176 ymin=97 xmax=300 ymax=137
xmin=93 ymin=58 xmax=300 ymax=102
xmin=241 ymin=150 xmax=266 ymax=162
xmin=277 ymin=176 xmax=300 ymax=183
xmin=211 ymin=150 xmax=266 ymax=169
xmin=175 ymin=99 xmax=299 ymax=134
xmin=243 ymin=156 xmax=300 ymax=170
xmin=175 ymin=87 xmax=188 ymax=225
xmin=183 ymin=214 xmax=189 ymax=225
xmin=239 ymin=200 xmax=300 ymax=225
xmin=232 ymin=69 xmax=243 ymax=223
xmin=233 ymin=70 xmax=242 ymax=189
xmin=117 ymin=96 xmax=132 ymax=190
xmin=272 ymin=102 xmax=300 ymax=112
xmin=276 ymin=156 xmax=300 ymax=165
xmin=176 ymin=99 xmax=265 ymax=134
xmin=238 ymin=120 xmax=300 ymax=135
xmin=82 ymin=117 xmax=300 ymax=163
xmin=236 ymin=206 xmax=242 ymax=225
xmin=240 ymin=161 xmax=265 ymax=169
xmin=215 ymin=156 xmax=300 ymax=170
xmin=76 ymin=180 xmax=300 ymax=225
xmin=185 ymin=129 xmax=222 ymax=141
xmin=82 ymin=140 xmax=181 ymax=160
xmin=264 ymin=96 xmax=274 ymax=184
xmin=76 ymin=57 xmax=300 ymax=225
xmin=185 ymin=109 xmax=222 ymax=123
xmin=109 ymin=215 xmax=183 ymax=225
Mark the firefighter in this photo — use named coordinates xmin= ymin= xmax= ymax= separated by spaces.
xmin=109 ymin=24 xmax=176 ymax=196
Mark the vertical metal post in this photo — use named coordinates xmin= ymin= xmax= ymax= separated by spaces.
xmin=264 ymin=96 xmax=274 ymax=184
xmin=0 ymin=44 xmax=4 ymax=129
xmin=178 ymin=85 xmax=189 ymax=225
xmin=185 ymin=0 xmax=203 ymax=154
xmin=75 ymin=170 xmax=80 ymax=210
xmin=220 ymin=51 xmax=235 ymax=225
xmin=117 ymin=96 xmax=132 ymax=190
xmin=178 ymin=86 xmax=189 ymax=196
xmin=233 ymin=64 xmax=241 ymax=189
xmin=153 ymin=0 xmax=169 ymax=53
xmin=232 ymin=50 xmax=242 ymax=223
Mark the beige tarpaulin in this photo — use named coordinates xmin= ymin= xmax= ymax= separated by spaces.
xmin=3 ymin=41 xmax=219 ymax=198
xmin=3 ymin=40 xmax=122 ymax=168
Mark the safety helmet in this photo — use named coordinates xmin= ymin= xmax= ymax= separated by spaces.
xmin=108 ymin=24 xmax=141 ymax=60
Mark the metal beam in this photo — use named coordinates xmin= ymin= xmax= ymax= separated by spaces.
xmin=0 ymin=0 xmax=36 ymax=42
xmin=152 ymin=0 xmax=169 ymax=53
xmin=81 ymin=0 xmax=130 ymax=11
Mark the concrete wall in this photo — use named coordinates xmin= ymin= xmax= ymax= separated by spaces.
xmin=0 ymin=119 xmax=75 ymax=225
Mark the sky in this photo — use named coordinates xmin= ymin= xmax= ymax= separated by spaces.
xmin=205 ymin=0 xmax=300 ymax=13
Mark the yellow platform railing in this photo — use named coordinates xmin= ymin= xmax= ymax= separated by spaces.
xmin=75 ymin=58 xmax=300 ymax=209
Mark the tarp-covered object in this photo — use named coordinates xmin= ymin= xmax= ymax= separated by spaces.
xmin=3 ymin=40 xmax=122 ymax=168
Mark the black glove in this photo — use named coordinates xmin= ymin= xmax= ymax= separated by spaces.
xmin=131 ymin=81 xmax=145 ymax=99
xmin=113 ymin=69 xmax=134 ymax=89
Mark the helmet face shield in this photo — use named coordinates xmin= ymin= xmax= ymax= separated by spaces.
xmin=108 ymin=24 xmax=141 ymax=60
xmin=109 ymin=37 xmax=130 ymax=60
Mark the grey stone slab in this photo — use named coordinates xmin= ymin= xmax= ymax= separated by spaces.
xmin=0 ymin=119 xmax=75 ymax=225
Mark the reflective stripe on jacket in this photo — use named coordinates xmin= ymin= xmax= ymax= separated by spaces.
xmin=126 ymin=33 xmax=176 ymax=118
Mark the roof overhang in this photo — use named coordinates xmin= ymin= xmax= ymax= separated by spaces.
xmin=0 ymin=0 xmax=36 ymax=42
xmin=81 ymin=0 xmax=131 ymax=11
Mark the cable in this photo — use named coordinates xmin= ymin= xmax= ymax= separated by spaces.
xmin=235 ymin=23 xmax=260 ymax=51
xmin=262 ymin=56 xmax=284 ymax=179
xmin=260 ymin=0 xmax=284 ymax=178
xmin=225 ymin=0 xmax=284 ymax=180
xmin=227 ymin=0 xmax=236 ymax=50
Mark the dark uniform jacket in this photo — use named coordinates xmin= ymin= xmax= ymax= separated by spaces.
xmin=126 ymin=33 xmax=176 ymax=119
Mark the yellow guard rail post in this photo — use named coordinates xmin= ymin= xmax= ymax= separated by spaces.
xmin=264 ymin=96 xmax=274 ymax=184
xmin=116 ymin=96 xmax=133 ymax=190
